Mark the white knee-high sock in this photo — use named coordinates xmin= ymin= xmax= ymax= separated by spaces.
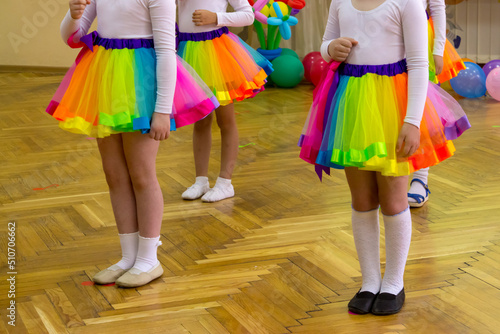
xmin=114 ymin=231 xmax=139 ymax=270
xmin=381 ymin=207 xmax=412 ymax=295
xmin=352 ymin=207 xmax=382 ymax=294
xmin=132 ymin=235 xmax=162 ymax=272
xmin=412 ymin=167 xmax=429 ymax=184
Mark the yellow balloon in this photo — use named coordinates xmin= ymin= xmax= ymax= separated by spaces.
xmin=270 ymin=2 xmax=289 ymax=17
xmin=260 ymin=4 xmax=270 ymax=18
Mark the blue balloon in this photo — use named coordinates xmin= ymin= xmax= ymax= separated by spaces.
xmin=450 ymin=61 xmax=487 ymax=98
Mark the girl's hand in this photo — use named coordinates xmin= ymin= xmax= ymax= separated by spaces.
xmin=433 ymin=55 xmax=444 ymax=76
xmin=328 ymin=37 xmax=359 ymax=62
xmin=192 ymin=10 xmax=218 ymax=26
xmin=149 ymin=113 xmax=171 ymax=141
xmin=396 ymin=122 xmax=420 ymax=158
xmin=69 ymin=0 xmax=91 ymax=20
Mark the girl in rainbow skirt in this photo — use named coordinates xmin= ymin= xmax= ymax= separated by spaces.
xmin=408 ymin=0 xmax=468 ymax=208
xmin=177 ymin=0 xmax=273 ymax=203
xmin=299 ymin=0 xmax=469 ymax=315
xmin=46 ymin=0 xmax=218 ymax=288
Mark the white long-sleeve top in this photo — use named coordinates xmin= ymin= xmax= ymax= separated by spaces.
xmin=320 ymin=0 xmax=429 ymax=128
xmin=424 ymin=0 xmax=446 ymax=56
xmin=60 ymin=0 xmax=177 ymax=114
xmin=177 ymin=0 xmax=254 ymax=33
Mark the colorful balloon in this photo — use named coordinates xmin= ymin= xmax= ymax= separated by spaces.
xmin=483 ymin=60 xmax=500 ymax=78
xmin=302 ymin=52 xmax=325 ymax=84
xmin=270 ymin=55 xmax=304 ymax=88
xmin=486 ymin=68 xmax=500 ymax=101
xmin=450 ymin=61 xmax=487 ymax=98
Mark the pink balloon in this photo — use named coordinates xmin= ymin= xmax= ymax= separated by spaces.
xmin=486 ymin=67 xmax=500 ymax=101
xmin=302 ymin=52 xmax=327 ymax=86
xmin=254 ymin=11 xmax=268 ymax=24
xmin=253 ymin=0 xmax=268 ymax=11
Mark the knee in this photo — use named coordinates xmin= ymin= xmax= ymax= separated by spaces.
xmin=351 ymin=193 xmax=379 ymax=212
xmin=128 ymin=169 xmax=156 ymax=192
xmin=102 ymin=166 xmax=130 ymax=190
xmin=216 ymin=115 xmax=236 ymax=133
xmin=380 ymin=202 xmax=408 ymax=216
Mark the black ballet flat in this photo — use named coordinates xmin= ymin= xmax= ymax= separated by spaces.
xmin=348 ymin=290 xmax=378 ymax=314
xmin=371 ymin=288 xmax=405 ymax=315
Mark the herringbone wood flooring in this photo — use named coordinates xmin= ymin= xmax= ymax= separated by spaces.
xmin=1 ymin=71 xmax=500 ymax=333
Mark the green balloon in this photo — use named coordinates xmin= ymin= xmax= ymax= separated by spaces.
xmin=280 ymin=48 xmax=300 ymax=59
xmin=270 ymin=55 xmax=304 ymax=88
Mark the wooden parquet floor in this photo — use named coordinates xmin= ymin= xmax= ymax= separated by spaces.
xmin=1 ymin=71 xmax=500 ymax=334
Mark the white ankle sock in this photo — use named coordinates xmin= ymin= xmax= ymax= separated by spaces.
xmin=195 ymin=176 xmax=209 ymax=185
xmin=114 ymin=231 xmax=139 ymax=270
xmin=352 ymin=207 xmax=382 ymax=294
xmin=132 ymin=235 xmax=162 ymax=272
xmin=201 ymin=177 xmax=234 ymax=202
xmin=381 ymin=207 xmax=412 ymax=295
xmin=412 ymin=168 xmax=429 ymax=185
xmin=409 ymin=168 xmax=430 ymax=204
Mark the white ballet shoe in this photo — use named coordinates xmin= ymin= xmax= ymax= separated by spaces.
xmin=115 ymin=262 xmax=164 ymax=288
xmin=92 ymin=264 xmax=127 ymax=285
xmin=182 ymin=182 xmax=210 ymax=200
xmin=201 ymin=178 xmax=234 ymax=202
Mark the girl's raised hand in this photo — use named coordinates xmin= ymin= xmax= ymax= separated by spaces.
xmin=70 ymin=0 xmax=91 ymax=20
xmin=192 ymin=10 xmax=218 ymax=26
xmin=149 ymin=113 xmax=171 ymax=141
xmin=396 ymin=122 xmax=420 ymax=158
xmin=328 ymin=37 xmax=359 ymax=62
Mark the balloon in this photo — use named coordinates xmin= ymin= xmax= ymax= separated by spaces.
xmin=253 ymin=0 xmax=268 ymax=11
xmin=302 ymin=52 xmax=325 ymax=84
xmin=309 ymin=58 xmax=329 ymax=86
xmin=270 ymin=55 xmax=304 ymax=88
xmin=462 ymin=58 xmax=475 ymax=63
xmin=450 ymin=61 xmax=487 ymax=98
xmin=486 ymin=68 xmax=500 ymax=101
xmin=280 ymin=48 xmax=299 ymax=59
xmin=270 ymin=2 xmax=289 ymax=17
xmin=260 ymin=4 xmax=271 ymax=17
xmin=483 ymin=60 xmax=500 ymax=78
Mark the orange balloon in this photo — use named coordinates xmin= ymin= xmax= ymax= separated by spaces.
xmin=462 ymin=58 xmax=476 ymax=63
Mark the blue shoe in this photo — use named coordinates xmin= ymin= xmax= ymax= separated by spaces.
xmin=408 ymin=179 xmax=430 ymax=208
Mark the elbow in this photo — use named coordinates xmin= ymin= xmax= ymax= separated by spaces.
xmin=242 ymin=12 xmax=255 ymax=26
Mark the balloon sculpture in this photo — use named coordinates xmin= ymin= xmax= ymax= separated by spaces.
xmin=248 ymin=0 xmax=305 ymax=52
xmin=248 ymin=0 xmax=307 ymax=88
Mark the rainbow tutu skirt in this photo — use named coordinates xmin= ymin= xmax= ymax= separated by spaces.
xmin=177 ymin=27 xmax=273 ymax=106
xmin=298 ymin=59 xmax=471 ymax=178
xmin=46 ymin=31 xmax=219 ymax=138
xmin=428 ymin=16 xmax=466 ymax=83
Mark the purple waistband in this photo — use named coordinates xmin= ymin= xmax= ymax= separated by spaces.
xmin=81 ymin=31 xmax=154 ymax=50
xmin=178 ymin=27 xmax=229 ymax=42
xmin=340 ymin=59 xmax=407 ymax=77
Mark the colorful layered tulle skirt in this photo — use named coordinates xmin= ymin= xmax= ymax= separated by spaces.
xmin=428 ymin=17 xmax=466 ymax=83
xmin=46 ymin=31 xmax=219 ymax=138
xmin=298 ymin=60 xmax=471 ymax=178
xmin=177 ymin=27 xmax=273 ymax=106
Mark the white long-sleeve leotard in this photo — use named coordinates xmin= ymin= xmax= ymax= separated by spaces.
xmin=320 ymin=0 xmax=429 ymax=128
xmin=177 ymin=0 xmax=254 ymax=33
